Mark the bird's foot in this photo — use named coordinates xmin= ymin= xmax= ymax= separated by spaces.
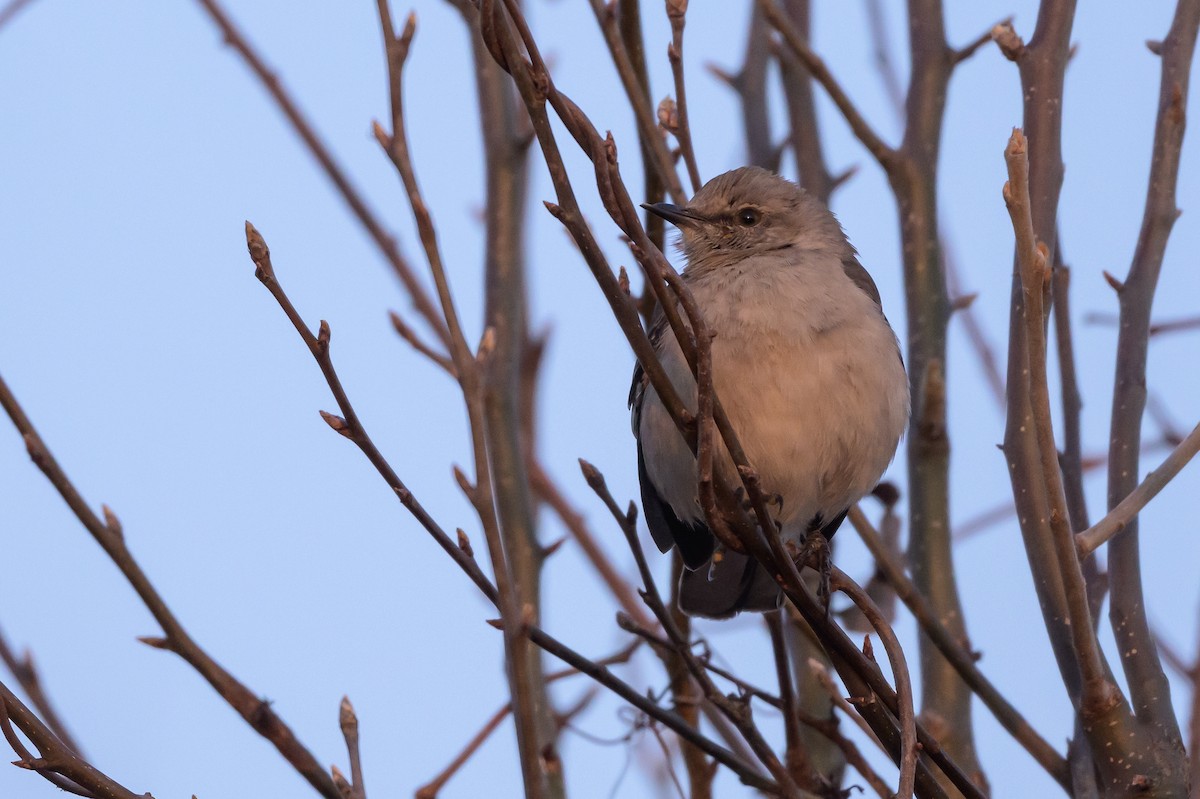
xmin=795 ymin=532 xmax=833 ymax=615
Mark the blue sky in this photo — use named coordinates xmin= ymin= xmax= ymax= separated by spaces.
xmin=1 ymin=2 xmax=1198 ymax=797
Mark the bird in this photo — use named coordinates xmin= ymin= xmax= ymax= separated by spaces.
xmin=630 ymin=166 xmax=909 ymax=618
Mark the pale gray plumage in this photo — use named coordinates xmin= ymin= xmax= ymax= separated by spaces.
xmin=630 ymin=166 xmax=909 ymax=618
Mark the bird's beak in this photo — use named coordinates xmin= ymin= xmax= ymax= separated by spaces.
xmin=642 ymin=202 xmax=702 ymax=228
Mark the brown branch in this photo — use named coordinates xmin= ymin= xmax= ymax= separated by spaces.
xmin=848 ymin=506 xmax=1071 ymax=788
xmin=192 ymin=0 xmax=450 ymax=347
xmin=765 ymin=611 xmax=815 ymax=790
xmin=759 ymin=0 xmax=896 ymax=168
xmin=416 ymin=643 xmax=639 ymax=799
xmin=778 ymin=0 xmax=835 ymax=200
xmin=1 ymin=679 xmax=149 ymax=798
xmin=581 ymin=461 xmax=802 ymax=797
xmin=246 ymin=220 xmax=774 ymax=793
xmin=586 ymin=0 xmax=687 ymax=203
xmin=712 ymin=4 xmax=774 ymax=169
xmin=1078 ymin=420 xmax=1200 ymax=555
xmin=1049 ymin=243 xmax=1103 ymax=628
xmin=665 ymin=0 xmax=702 ymax=193
xmin=0 ymin=625 xmax=84 ymax=758
xmin=479 ymin=6 xmax=981 ymax=793
xmin=829 ymin=567 xmax=917 ymax=799
xmin=377 ymin=7 xmax=560 ymax=793
xmin=0 ymin=367 xmax=341 ymax=799
xmin=1106 ymin=0 xmax=1200 ymax=763
xmin=338 ymin=697 xmax=365 ymax=799
xmin=1004 ymin=129 xmax=1113 ymax=704
xmin=528 ymin=460 xmax=653 ymax=629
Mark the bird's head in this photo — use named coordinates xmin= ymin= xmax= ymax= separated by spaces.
xmin=643 ymin=166 xmax=846 ymax=269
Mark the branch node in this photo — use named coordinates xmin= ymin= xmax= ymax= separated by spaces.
xmin=136 ymin=635 xmax=170 ymax=650
xmin=319 ymin=410 xmax=353 ymax=439
xmin=991 ymin=21 xmax=1026 ymax=61
xmin=455 ymin=528 xmax=475 ymax=559
xmin=331 ymin=765 xmax=353 ymax=799
xmin=101 ymin=503 xmax=124 ymax=541
xmin=317 ymin=320 xmax=331 ymax=354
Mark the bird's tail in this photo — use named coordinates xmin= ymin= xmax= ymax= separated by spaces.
xmin=678 ymin=549 xmax=780 ymax=618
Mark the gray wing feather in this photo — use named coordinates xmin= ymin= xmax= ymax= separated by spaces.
xmin=841 ymin=255 xmax=882 ymax=308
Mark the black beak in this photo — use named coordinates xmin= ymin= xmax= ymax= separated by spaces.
xmin=641 ymin=202 xmax=702 ymax=228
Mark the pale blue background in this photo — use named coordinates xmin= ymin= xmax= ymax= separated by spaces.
xmin=1 ymin=2 xmax=1198 ymax=797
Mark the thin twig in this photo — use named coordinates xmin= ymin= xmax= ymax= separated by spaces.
xmin=0 ymin=367 xmax=341 ymax=799
xmin=586 ymin=0 xmax=687 ymax=203
xmin=1 ymin=680 xmax=148 ymax=798
xmin=245 ymin=221 xmax=772 ymax=792
xmin=580 ymin=460 xmax=802 ymax=797
xmin=338 ymin=697 xmax=365 ymax=799
xmin=416 ymin=642 xmax=640 ymax=799
xmin=0 ymin=624 xmax=84 ymax=757
xmin=829 ymin=567 xmax=917 ymax=799
xmin=848 ymin=506 xmax=1071 ymax=787
xmin=528 ymin=459 xmax=654 ymax=629
xmin=759 ymin=0 xmax=895 ymax=168
xmin=1077 ymin=421 xmax=1200 ymax=555
xmin=666 ymin=0 xmax=702 ymax=193
xmin=192 ymin=0 xmax=450 ymax=346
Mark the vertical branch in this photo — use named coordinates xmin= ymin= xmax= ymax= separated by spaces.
xmin=587 ymin=0 xmax=687 ymax=203
xmin=771 ymin=1 xmax=847 ymax=784
xmin=777 ymin=0 xmax=834 ymax=201
xmin=377 ymin=4 xmax=557 ymax=796
xmin=1050 ymin=247 xmax=1108 ymax=626
xmin=1003 ymin=130 xmax=1116 ymax=717
xmin=1107 ymin=0 xmax=1200 ymax=763
xmin=666 ymin=0 xmax=703 ymax=193
xmin=994 ymin=1 xmax=1087 ymax=713
xmin=615 ymin=0 xmax=667 ymax=255
xmin=891 ymin=2 xmax=983 ymax=790
xmin=766 ymin=611 xmax=816 ymax=791
xmin=463 ymin=3 xmax=562 ymax=796
xmin=717 ymin=5 xmax=774 ymax=169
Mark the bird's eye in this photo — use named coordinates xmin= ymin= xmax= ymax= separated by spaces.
xmin=736 ymin=207 xmax=761 ymax=226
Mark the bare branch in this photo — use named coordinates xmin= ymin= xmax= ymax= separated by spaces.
xmin=1106 ymin=0 xmax=1200 ymax=754
xmin=192 ymin=0 xmax=450 ymax=346
xmin=1078 ymin=421 xmax=1200 ymax=555
xmin=759 ymin=0 xmax=896 ymax=167
xmin=0 ymin=365 xmax=341 ymax=799
xmin=0 ymin=626 xmax=84 ymax=758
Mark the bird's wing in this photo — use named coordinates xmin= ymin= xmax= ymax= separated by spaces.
xmin=629 ymin=308 xmax=715 ymax=568
xmin=636 ymin=438 xmax=714 ymax=567
xmin=840 ymin=254 xmax=882 ymax=308
xmin=842 ymin=255 xmax=906 ymax=369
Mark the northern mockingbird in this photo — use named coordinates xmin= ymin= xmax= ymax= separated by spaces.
xmin=630 ymin=167 xmax=909 ymax=618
